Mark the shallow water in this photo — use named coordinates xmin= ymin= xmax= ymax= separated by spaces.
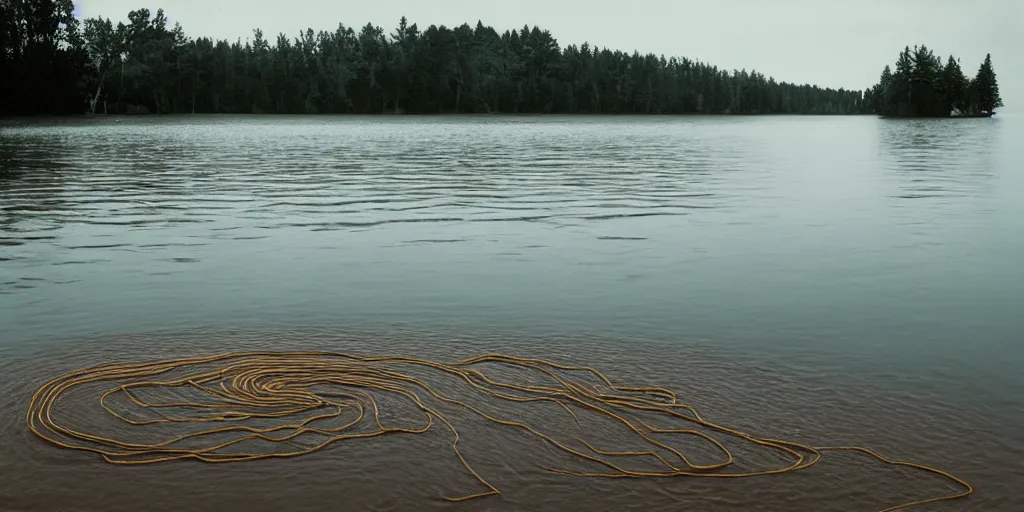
xmin=1 ymin=115 xmax=1022 ymax=510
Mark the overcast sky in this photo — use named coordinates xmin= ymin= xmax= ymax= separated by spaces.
xmin=76 ymin=0 xmax=1022 ymax=105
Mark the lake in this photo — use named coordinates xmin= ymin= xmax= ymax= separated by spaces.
xmin=1 ymin=115 xmax=1022 ymax=511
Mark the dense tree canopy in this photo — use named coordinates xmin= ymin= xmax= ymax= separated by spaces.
xmin=863 ymin=45 xmax=1002 ymax=117
xmin=0 ymin=2 xmax=1004 ymax=117
xmin=70 ymin=10 xmax=871 ymax=115
xmin=1 ymin=0 xmax=86 ymax=115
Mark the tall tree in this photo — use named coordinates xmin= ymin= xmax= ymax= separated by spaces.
xmin=890 ymin=46 xmax=914 ymax=116
xmin=1 ymin=0 xmax=85 ymax=115
xmin=909 ymin=45 xmax=943 ymax=116
xmin=973 ymin=53 xmax=1002 ymax=114
xmin=82 ymin=16 xmax=118 ymax=114
xmin=867 ymin=46 xmax=1004 ymax=117
xmin=941 ymin=56 xmax=967 ymax=115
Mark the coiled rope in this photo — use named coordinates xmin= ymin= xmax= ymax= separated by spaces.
xmin=26 ymin=351 xmax=971 ymax=510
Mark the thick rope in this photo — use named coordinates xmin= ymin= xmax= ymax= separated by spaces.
xmin=26 ymin=351 xmax=971 ymax=510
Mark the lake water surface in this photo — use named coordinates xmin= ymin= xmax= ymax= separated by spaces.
xmin=1 ymin=115 xmax=1022 ymax=511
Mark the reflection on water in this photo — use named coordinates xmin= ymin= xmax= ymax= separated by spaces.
xmin=0 ymin=138 xmax=68 ymax=252
xmin=1 ymin=115 xmax=1023 ymax=510
xmin=878 ymin=118 xmax=998 ymax=200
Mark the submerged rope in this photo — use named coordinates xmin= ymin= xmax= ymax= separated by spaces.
xmin=26 ymin=351 xmax=971 ymax=510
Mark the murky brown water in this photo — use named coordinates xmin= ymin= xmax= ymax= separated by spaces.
xmin=2 ymin=115 xmax=1023 ymax=510
xmin=2 ymin=329 xmax=1016 ymax=511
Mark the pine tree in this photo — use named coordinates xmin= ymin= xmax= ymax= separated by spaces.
xmin=973 ymin=53 xmax=1003 ymax=114
xmin=891 ymin=47 xmax=914 ymax=116
xmin=909 ymin=45 xmax=943 ymax=116
xmin=868 ymin=46 xmax=1002 ymax=118
xmin=942 ymin=56 xmax=967 ymax=115
xmin=876 ymin=65 xmax=894 ymax=116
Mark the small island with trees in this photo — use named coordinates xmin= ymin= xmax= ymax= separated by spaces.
xmin=862 ymin=45 xmax=1003 ymax=118
xmin=0 ymin=2 xmax=1004 ymax=118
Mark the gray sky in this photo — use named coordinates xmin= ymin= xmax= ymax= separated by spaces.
xmin=76 ymin=0 xmax=1022 ymax=105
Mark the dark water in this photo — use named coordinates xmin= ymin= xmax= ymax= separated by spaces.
xmin=1 ymin=115 xmax=1022 ymax=511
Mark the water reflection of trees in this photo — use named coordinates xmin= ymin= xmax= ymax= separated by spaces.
xmin=877 ymin=118 xmax=998 ymax=198
xmin=0 ymin=131 xmax=70 ymax=248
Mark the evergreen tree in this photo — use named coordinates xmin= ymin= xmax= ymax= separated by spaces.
xmin=909 ymin=45 xmax=943 ymax=116
xmin=942 ymin=56 xmax=968 ymax=115
xmin=890 ymin=47 xmax=913 ymax=116
xmin=876 ymin=65 xmax=895 ymax=116
xmin=867 ymin=46 xmax=1003 ymax=118
xmin=973 ymin=53 xmax=1002 ymax=114
xmin=7 ymin=4 xmax=1005 ymax=118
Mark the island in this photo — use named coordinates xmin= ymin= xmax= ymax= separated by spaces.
xmin=862 ymin=46 xmax=1003 ymax=118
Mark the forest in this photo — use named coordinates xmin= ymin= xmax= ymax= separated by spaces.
xmin=862 ymin=45 xmax=1002 ymax=118
xmin=0 ymin=1 xmax=1002 ymax=117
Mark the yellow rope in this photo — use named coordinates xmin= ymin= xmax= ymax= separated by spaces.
xmin=26 ymin=351 xmax=971 ymax=510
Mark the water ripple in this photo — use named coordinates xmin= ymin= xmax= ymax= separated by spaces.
xmin=0 ymin=115 xmax=1019 ymax=510
xmin=0 ymin=117 xmax=743 ymax=248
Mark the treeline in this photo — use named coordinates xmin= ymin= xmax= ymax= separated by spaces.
xmin=0 ymin=0 xmax=84 ymax=115
xmin=3 ymin=2 xmax=870 ymax=116
xmin=0 ymin=2 xmax=1004 ymax=117
xmin=863 ymin=45 xmax=1002 ymax=118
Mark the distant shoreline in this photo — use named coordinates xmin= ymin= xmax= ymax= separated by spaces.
xmin=4 ymin=113 xmax=1004 ymax=123
xmin=4 ymin=112 xmax=884 ymax=121
xmin=5 ymin=7 xmax=868 ymax=117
